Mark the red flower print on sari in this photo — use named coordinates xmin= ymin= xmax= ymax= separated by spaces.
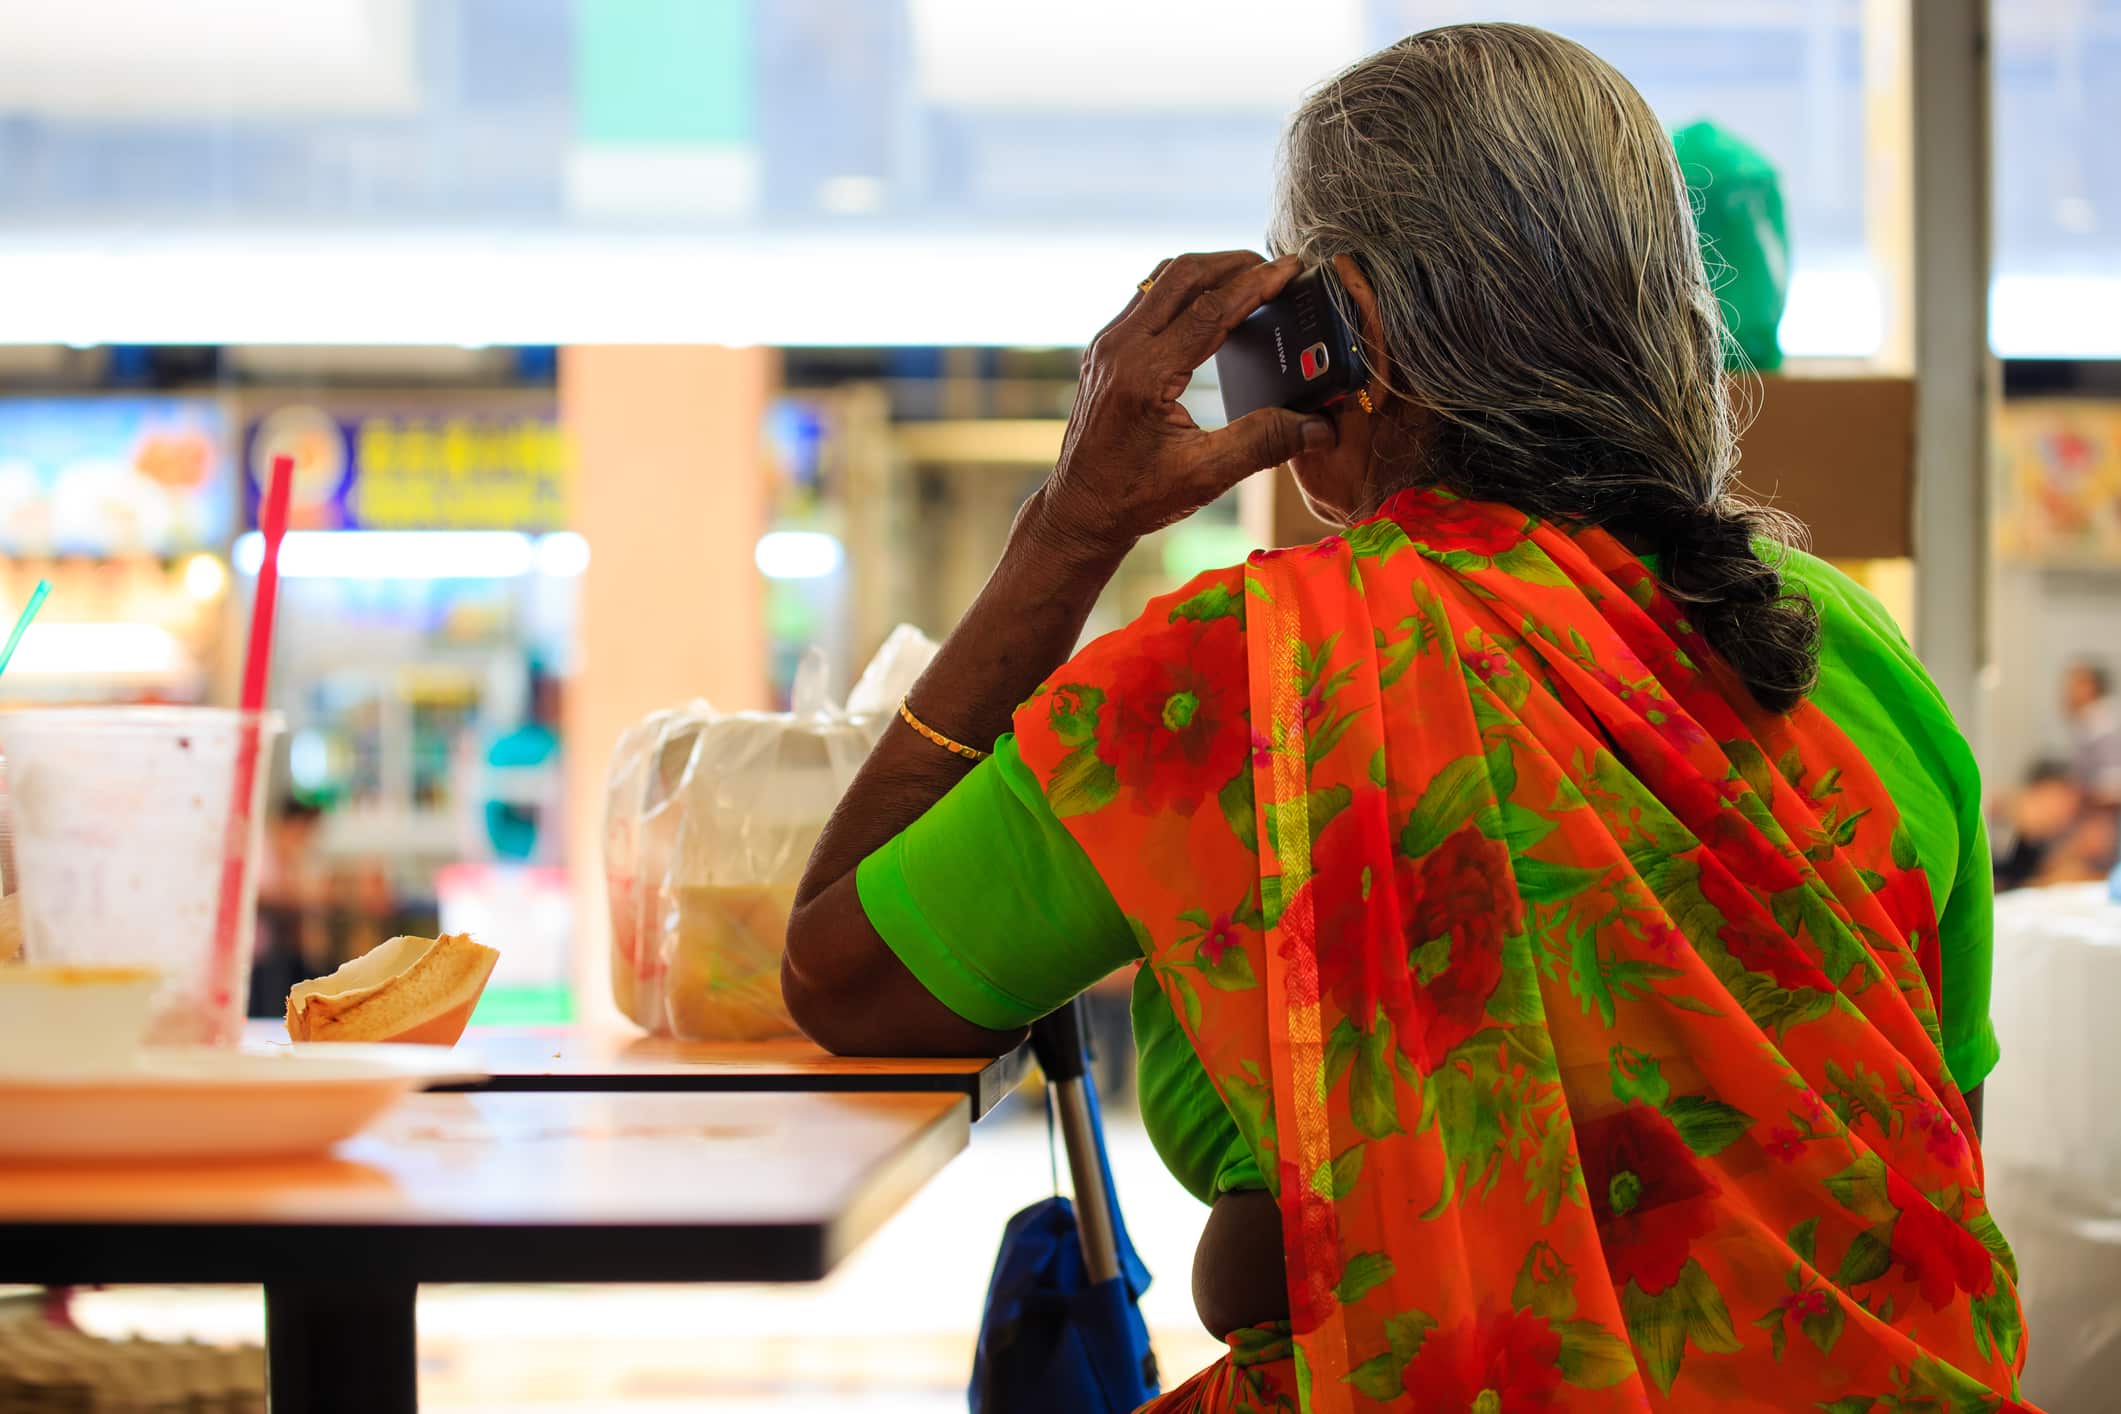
xmin=1701 ymin=809 xmax=1806 ymax=894
xmin=1199 ymin=911 xmax=1242 ymax=967
xmin=1311 ymin=800 xmax=1415 ymax=1033
xmin=1886 ymin=1167 xmax=1995 ymax=1310
xmin=1314 ymin=881 xmax=1408 ymax=1036
xmin=1589 ymin=659 xmax=1709 ymax=751
xmin=1401 ymin=1306 xmax=1564 ymax=1413
xmin=1778 ymin=1288 xmax=1832 ymax=1325
xmin=1587 ymin=663 xmax=1653 ymax=713
xmin=1642 ymin=922 xmax=1687 ymax=961
xmin=1698 ymin=862 xmax=1823 ymax=992
xmin=1311 ymin=823 xmax=1514 ymax=1062
xmin=1912 ymin=1104 xmax=1968 ymax=1167
xmin=1646 ymin=706 xmax=1709 ymax=751
xmin=1279 ymin=1160 xmax=1345 ymax=1334
xmin=1871 ymin=864 xmax=1945 ymax=1008
xmin=1096 ymin=615 xmax=1249 ymax=815
xmin=1765 ymin=1125 xmax=1806 ymax=1163
xmin=1607 ymin=647 xmax=1699 ymax=739
xmin=1277 ymin=928 xmax=1323 ymax=1012
xmin=1871 ymin=867 xmax=1937 ymax=940
xmin=1389 ymin=488 xmax=1525 ymax=558
xmin=1404 ymin=827 xmax=1517 ymax=1063
xmin=1627 ymin=736 xmax=1725 ymax=825
xmin=1579 ymin=1106 xmax=1720 ymax=1294
xmin=1465 ymin=642 xmax=1513 ymax=684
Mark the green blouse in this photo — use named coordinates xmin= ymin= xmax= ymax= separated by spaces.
xmin=855 ymin=548 xmax=1999 ymax=1205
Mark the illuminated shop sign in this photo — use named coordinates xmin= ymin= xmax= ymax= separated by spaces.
xmin=0 ymin=397 xmax=233 ymax=557
xmin=244 ymin=405 xmax=570 ymax=533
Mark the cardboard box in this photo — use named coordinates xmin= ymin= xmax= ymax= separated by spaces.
xmin=1246 ymin=375 xmax=1916 ymax=562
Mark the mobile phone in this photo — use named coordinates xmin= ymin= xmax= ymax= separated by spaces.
xmin=1214 ymin=266 xmax=1367 ymax=422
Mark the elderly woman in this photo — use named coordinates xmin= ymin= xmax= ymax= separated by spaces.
xmin=783 ymin=23 xmax=2031 ymax=1413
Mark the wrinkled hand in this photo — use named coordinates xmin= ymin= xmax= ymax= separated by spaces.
xmin=1028 ymin=251 xmax=1338 ymax=556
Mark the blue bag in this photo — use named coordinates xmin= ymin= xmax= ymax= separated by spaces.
xmin=970 ymin=1002 xmax=1158 ymax=1413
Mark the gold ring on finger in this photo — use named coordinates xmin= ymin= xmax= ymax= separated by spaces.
xmin=1137 ymin=278 xmax=1155 ymax=292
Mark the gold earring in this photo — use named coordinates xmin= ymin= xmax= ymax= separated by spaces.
xmin=1356 ymin=388 xmax=1375 ymax=415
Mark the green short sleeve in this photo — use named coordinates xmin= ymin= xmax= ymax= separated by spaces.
xmin=854 ymin=733 xmax=1139 ymax=1031
xmin=1938 ymin=813 xmax=2002 ymax=1090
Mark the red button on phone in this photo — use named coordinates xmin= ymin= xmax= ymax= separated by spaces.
xmin=1299 ymin=343 xmax=1328 ymax=380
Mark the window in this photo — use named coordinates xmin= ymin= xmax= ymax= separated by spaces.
xmin=0 ymin=0 xmax=2107 ymax=352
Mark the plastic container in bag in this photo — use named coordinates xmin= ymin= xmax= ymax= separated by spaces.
xmin=604 ymin=627 xmax=938 ymax=1040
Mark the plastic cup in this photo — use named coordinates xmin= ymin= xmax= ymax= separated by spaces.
xmin=0 ymin=707 xmax=285 ymax=1047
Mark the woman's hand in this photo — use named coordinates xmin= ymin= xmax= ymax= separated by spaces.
xmin=784 ymin=252 xmax=1335 ymax=1058
xmin=1028 ymin=250 xmax=1339 ymax=558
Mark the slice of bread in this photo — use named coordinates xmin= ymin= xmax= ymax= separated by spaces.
xmin=286 ymin=933 xmax=498 ymax=1045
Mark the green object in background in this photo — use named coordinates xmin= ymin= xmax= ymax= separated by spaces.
xmin=1674 ymin=120 xmax=1789 ymax=372
xmin=1162 ymin=519 xmax=1256 ymax=584
xmin=575 ymin=0 xmax=753 ymax=144
xmin=470 ymin=983 xmax=576 ymax=1027
xmin=484 ymin=720 xmax=559 ymax=861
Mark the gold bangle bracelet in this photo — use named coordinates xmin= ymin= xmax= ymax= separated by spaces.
xmin=899 ymin=698 xmax=990 ymax=761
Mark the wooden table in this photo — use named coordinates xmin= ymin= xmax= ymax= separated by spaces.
xmin=244 ymin=1021 xmax=1031 ymax=1118
xmin=0 ymin=1090 xmax=968 ymax=1411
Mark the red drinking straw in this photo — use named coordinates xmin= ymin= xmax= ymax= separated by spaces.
xmin=206 ymin=453 xmax=294 ymax=1022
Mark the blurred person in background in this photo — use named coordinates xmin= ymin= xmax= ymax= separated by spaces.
xmin=1992 ymin=762 xmax=2090 ymax=891
xmin=2063 ymin=659 xmax=2120 ymax=808
xmin=785 ymin=24 xmax=2030 ymax=1411
xmin=337 ymin=856 xmax=402 ymax=964
xmin=2049 ymin=805 xmax=2120 ymax=884
xmin=248 ymin=798 xmax=426 ymax=1015
xmin=1992 ymin=757 xmax=2118 ymax=891
xmin=248 ymin=797 xmax=329 ymax=1017
xmin=1988 ymin=663 xmax=2121 ymax=893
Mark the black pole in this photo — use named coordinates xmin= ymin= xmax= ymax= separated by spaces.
xmin=265 ymin=1279 xmax=418 ymax=1413
xmin=1030 ymin=997 xmax=1089 ymax=1082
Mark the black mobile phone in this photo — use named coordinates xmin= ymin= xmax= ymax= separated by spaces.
xmin=1214 ymin=266 xmax=1367 ymax=422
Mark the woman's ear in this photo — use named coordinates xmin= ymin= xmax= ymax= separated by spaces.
xmin=1332 ymin=253 xmax=1391 ymax=401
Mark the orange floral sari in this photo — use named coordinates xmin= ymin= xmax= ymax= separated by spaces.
xmin=1012 ymin=490 xmax=2033 ymax=1412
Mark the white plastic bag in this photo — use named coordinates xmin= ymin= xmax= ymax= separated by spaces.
xmin=604 ymin=629 xmax=938 ymax=1040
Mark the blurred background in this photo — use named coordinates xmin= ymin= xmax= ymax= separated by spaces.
xmin=0 ymin=0 xmax=2116 ymax=1409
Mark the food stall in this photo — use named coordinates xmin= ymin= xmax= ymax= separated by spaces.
xmin=238 ymin=394 xmax=577 ymax=1020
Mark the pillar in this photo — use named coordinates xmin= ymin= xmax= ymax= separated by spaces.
xmin=560 ymin=344 xmax=776 ymax=1029
xmin=1865 ymin=0 xmax=1995 ymax=744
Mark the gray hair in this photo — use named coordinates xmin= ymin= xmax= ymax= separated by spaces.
xmin=1271 ymin=22 xmax=1818 ymax=712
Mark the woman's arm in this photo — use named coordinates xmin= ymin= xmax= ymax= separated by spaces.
xmin=782 ymin=249 xmax=1337 ymax=1056
xmin=779 ymin=508 xmax=1129 ymax=1056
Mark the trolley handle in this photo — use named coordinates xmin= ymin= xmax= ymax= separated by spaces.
xmin=1032 ymin=999 xmax=1121 ymax=1285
